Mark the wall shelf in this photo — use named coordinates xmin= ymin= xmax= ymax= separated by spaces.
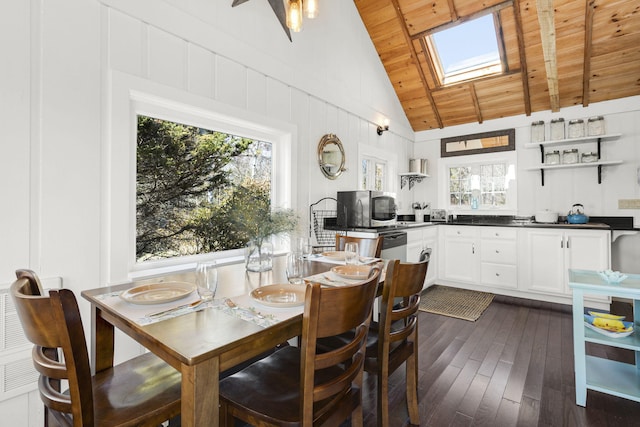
xmin=525 ymin=133 xmax=623 ymax=186
xmin=399 ymin=173 xmax=429 ymax=190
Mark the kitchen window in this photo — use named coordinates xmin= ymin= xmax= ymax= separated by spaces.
xmin=440 ymin=151 xmax=517 ymax=213
xmin=360 ymin=156 xmax=387 ymax=191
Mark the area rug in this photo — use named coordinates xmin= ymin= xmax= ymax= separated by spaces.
xmin=419 ymin=285 xmax=494 ymax=322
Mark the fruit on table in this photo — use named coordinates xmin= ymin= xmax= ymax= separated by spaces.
xmin=593 ymin=317 xmax=632 ymax=332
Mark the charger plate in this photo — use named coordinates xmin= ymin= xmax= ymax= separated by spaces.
xmin=331 ymin=265 xmax=372 ymax=280
xmin=251 ymin=284 xmax=306 ymax=308
xmin=120 ymin=282 xmax=195 ymax=305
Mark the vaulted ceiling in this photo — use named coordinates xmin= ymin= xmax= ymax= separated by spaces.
xmin=353 ymin=0 xmax=640 ymax=131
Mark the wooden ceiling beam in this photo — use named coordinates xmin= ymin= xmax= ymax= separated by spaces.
xmin=513 ymin=0 xmax=532 ymax=116
xmin=470 ymin=84 xmax=483 ymax=123
xmin=446 ymin=0 xmax=459 ymax=22
xmin=536 ymin=0 xmax=561 ymax=111
xmin=390 ymin=0 xmax=443 ymax=128
xmin=583 ymin=0 xmax=596 ymax=107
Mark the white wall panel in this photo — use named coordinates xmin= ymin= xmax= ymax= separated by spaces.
xmin=246 ymin=69 xmax=267 ymax=115
xmin=107 ymin=8 xmax=144 ymax=77
xmin=187 ymin=43 xmax=214 ymax=98
xmin=265 ymin=78 xmax=291 ymax=123
xmin=215 ymin=56 xmax=247 ymax=109
xmin=148 ymin=26 xmax=186 ymax=88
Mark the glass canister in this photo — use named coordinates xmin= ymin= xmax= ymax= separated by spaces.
xmin=562 ymin=149 xmax=578 ymax=164
xmin=545 ymin=150 xmax=560 ymax=165
xmin=550 ymin=118 xmax=565 ymax=140
xmin=531 ymin=120 xmax=545 ymax=142
xmin=568 ymin=119 xmax=585 ymax=139
xmin=581 ymin=151 xmax=598 ymax=163
xmin=587 ymin=116 xmax=605 ymax=136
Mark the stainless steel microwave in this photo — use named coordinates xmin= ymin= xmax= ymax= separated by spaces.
xmin=336 ymin=191 xmax=397 ymax=228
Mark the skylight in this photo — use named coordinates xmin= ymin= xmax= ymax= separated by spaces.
xmin=428 ymin=14 xmax=502 ymax=85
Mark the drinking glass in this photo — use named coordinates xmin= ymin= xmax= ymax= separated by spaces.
xmin=344 ymin=242 xmax=359 ymax=265
xmin=286 ymin=253 xmax=304 ymax=284
xmin=196 ymin=260 xmax=218 ymax=301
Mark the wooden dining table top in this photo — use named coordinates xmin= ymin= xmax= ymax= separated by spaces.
xmin=81 ymin=255 xmax=344 ymax=427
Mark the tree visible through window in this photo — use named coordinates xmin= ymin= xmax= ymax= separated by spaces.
xmin=361 ymin=156 xmax=386 ymax=191
xmin=136 ymin=115 xmax=273 ymax=262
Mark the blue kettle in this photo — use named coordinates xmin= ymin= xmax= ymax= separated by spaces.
xmin=567 ymin=203 xmax=589 ymax=224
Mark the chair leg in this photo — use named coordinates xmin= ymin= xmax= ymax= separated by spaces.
xmin=377 ymin=371 xmax=390 ymax=427
xmin=351 ymin=404 xmax=364 ymax=427
xmin=406 ymin=354 xmax=419 ymax=425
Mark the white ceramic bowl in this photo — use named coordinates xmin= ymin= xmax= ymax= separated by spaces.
xmin=535 ymin=210 xmax=558 ymax=223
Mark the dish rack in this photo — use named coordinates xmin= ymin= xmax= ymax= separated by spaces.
xmin=309 ymin=197 xmax=337 ymax=253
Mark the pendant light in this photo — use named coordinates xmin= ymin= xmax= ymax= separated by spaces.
xmin=285 ymin=0 xmax=303 ymax=33
xmin=304 ymin=0 xmax=319 ymax=19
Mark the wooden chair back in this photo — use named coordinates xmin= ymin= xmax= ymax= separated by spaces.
xmin=11 ymin=278 xmax=94 ymax=424
xmin=335 ymin=234 xmax=384 ymax=258
xmin=299 ymin=265 xmax=381 ymax=425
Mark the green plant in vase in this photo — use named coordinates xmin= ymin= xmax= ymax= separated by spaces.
xmin=231 ymin=186 xmax=298 ymax=272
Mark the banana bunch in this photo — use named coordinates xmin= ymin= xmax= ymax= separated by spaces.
xmin=592 ymin=317 xmax=632 ymax=333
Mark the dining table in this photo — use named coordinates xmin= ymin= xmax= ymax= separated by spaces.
xmin=81 ymin=253 xmax=382 ymax=427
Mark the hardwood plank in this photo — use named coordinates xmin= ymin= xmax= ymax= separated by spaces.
xmin=471 ymin=360 xmax=512 ymax=426
xmin=502 ymin=309 xmax=539 ymax=403
xmin=456 ymin=373 xmax=491 ymax=418
xmin=522 ymin=306 xmax=550 ymax=401
xmin=425 ymin=359 xmax=481 ymax=426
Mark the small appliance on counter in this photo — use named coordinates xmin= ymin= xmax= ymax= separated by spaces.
xmin=535 ymin=210 xmax=558 ymax=223
xmin=430 ymin=209 xmax=448 ymax=222
xmin=336 ymin=190 xmax=397 ymax=228
xmin=567 ymin=203 xmax=589 ymax=224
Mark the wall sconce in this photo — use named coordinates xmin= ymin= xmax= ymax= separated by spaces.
xmin=376 ymin=119 xmax=390 ymax=135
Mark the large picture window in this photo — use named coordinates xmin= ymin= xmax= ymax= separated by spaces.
xmin=136 ymin=116 xmax=272 ymax=262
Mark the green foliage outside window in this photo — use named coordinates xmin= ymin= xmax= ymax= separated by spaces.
xmin=136 ymin=116 xmax=295 ymax=262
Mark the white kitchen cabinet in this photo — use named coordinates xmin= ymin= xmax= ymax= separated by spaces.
xmin=440 ymin=226 xmax=479 ymax=284
xmin=520 ymin=228 xmax=610 ymax=304
xmin=480 ymin=227 xmax=518 ymax=289
xmin=406 ymin=226 xmax=438 ymax=288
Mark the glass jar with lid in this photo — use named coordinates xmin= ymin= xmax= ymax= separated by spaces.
xmin=562 ymin=149 xmax=579 ymax=164
xmin=581 ymin=151 xmax=598 ymax=163
xmin=587 ymin=116 xmax=605 ymax=136
xmin=531 ymin=120 xmax=545 ymax=142
xmin=550 ymin=118 xmax=565 ymax=140
xmin=545 ymin=150 xmax=560 ymax=165
xmin=568 ymin=119 xmax=585 ymax=139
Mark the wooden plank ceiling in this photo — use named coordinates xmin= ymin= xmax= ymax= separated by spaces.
xmin=354 ymin=0 xmax=640 ymax=131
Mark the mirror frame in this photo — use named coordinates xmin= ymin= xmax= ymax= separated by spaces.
xmin=317 ymin=134 xmax=346 ymax=180
xmin=441 ymin=128 xmax=515 ymax=157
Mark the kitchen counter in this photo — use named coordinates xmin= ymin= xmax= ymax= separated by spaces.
xmin=441 ymin=214 xmax=637 ymax=231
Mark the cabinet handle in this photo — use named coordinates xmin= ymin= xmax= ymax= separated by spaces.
xmin=560 ymin=237 xmax=564 ymax=249
xmin=495 ymin=250 xmax=500 ymax=254
xmin=495 ymin=273 xmax=500 ymax=277
xmin=472 ymin=243 xmax=475 ymax=254
xmin=566 ymin=237 xmax=570 ymax=249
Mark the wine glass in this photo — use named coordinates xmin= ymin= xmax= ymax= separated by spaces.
xmin=344 ymin=242 xmax=359 ymax=265
xmin=286 ymin=253 xmax=304 ymax=284
xmin=196 ymin=260 xmax=218 ymax=302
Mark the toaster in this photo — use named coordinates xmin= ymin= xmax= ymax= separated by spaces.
xmin=430 ymin=209 xmax=448 ymax=222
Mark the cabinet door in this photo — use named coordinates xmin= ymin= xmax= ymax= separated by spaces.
xmin=441 ymin=227 xmax=477 ymax=283
xmin=406 ymin=241 xmax=423 ymax=263
xmin=565 ymin=230 xmax=610 ymax=299
xmin=524 ymin=229 xmax=566 ymax=295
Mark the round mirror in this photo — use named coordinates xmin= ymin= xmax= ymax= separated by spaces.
xmin=317 ymin=134 xmax=346 ymax=180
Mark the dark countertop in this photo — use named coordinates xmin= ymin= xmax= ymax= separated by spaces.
xmin=325 ymin=215 xmax=638 ymax=233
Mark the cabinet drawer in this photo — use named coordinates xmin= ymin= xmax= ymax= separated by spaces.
xmin=444 ymin=226 xmax=476 ymax=238
xmin=481 ymin=263 xmax=517 ymax=289
xmin=482 ymin=240 xmax=517 ymax=264
xmin=480 ymin=227 xmax=517 ymax=240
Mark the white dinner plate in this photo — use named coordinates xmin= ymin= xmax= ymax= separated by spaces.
xmin=331 ymin=265 xmax=372 ymax=280
xmin=250 ymin=284 xmax=306 ymax=307
xmin=120 ymin=282 xmax=195 ymax=305
xmin=321 ymin=251 xmax=346 ymax=261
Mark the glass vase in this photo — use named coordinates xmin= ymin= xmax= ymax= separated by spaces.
xmin=245 ymin=238 xmax=273 ymax=272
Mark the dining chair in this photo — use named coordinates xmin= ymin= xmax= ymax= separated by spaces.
xmin=218 ymin=266 xmax=382 ymax=426
xmin=318 ymin=259 xmax=428 ymax=427
xmin=10 ymin=273 xmax=182 ymax=427
xmin=336 ymin=234 xmax=384 ymax=258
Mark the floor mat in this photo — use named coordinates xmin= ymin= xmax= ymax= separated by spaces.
xmin=419 ymin=285 xmax=494 ymax=321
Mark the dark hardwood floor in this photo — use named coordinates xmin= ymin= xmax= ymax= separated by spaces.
xmin=357 ymin=296 xmax=640 ymax=427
